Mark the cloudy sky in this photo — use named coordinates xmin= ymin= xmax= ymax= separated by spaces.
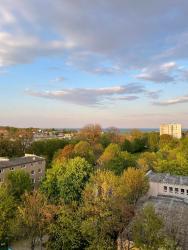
xmin=0 ymin=0 xmax=188 ymax=128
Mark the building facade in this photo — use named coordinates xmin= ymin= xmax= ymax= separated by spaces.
xmin=0 ymin=154 xmax=45 ymax=186
xmin=160 ymin=123 xmax=182 ymax=139
xmin=147 ymin=170 xmax=188 ymax=200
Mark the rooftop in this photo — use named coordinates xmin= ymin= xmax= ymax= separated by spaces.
xmin=0 ymin=154 xmax=45 ymax=170
xmin=144 ymin=196 xmax=188 ymax=250
xmin=147 ymin=170 xmax=188 ymax=186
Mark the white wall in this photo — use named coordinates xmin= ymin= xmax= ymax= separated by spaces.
xmin=148 ymin=181 xmax=188 ymax=199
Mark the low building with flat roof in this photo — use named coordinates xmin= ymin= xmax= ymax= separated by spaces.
xmin=0 ymin=154 xmax=45 ymax=186
xmin=147 ymin=170 xmax=188 ymax=200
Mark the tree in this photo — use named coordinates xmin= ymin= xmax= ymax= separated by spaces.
xmin=18 ymin=191 xmax=56 ymax=250
xmin=0 ymin=187 xmax=17 ymax=246
xmin=28 ymin=139 xmax=68 ymax=166
xmin=47 ymin=203 xmax=85 ymax=250
xmin=137 ymin=152 xmax=158 ymax=172
xmin=120 ymin=168 xmax=149 ymax=205
xmin=98 ymin=143 xmax=121 ymax=164
xmin=147 ymin=132 xmax=159 ymax=152
xmin=131 ymin=137 xmax=147 ymax=153
xmin=105 ymin=127 xmax=121 ymax=144
xmin=159 ymin=134 xmax=179 ymax=149
xmin=42 ymin=157 xmax=93 ymax=204
xmin=53 ymin=144 xmax=75 ymax=162
xmin=5 ymin=169 xmax=32 ymax=200
xmin=81 ymin=170 xmax=134 ymax=250
xmin=58 ymin=157 xmax=93 ymax=203
xmin=98 ymin=143 xmax=127 ymax=175
xmin=77 ymin=124 xmax=102 ymax=145
xmin=130 ymin=129 xmax=143 ymax=140
xmin=132 ymin=204 xmax=166 ymax=250
xmin=121 ymin=139 xmax=132 ymax=152
xmin=74 ymin=141 xmax=95 ymax=164
xmin=41 ymin=160 xmax=67 ymax=203
xmin=0 ymin=138 xmax=25 ymax=158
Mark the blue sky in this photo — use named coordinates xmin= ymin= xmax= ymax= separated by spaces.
xmin=0 ymin=0 xmax=188 ymax=128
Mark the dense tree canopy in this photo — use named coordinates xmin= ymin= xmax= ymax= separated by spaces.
xmin=28 ymin=139 xmax=68 ymax=166
xmin=0 ymin=187 xmax=17 ymax=245
xmin=0 ymin=138 xmax=25 ymax=158
xmin=0 ymin=124 xmax=186 ymax=249
xmin=5 ymin=169 xmax=32 ymax=200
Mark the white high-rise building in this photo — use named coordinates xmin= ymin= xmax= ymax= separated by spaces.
xmin=160 ymin=123 xmax=182 ymax=139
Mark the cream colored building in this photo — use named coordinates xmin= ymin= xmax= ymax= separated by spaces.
xmin=0 ymin=154 xmax=45 ymax=187
xmin=160 ymin=123 xmax=182 ymax=139
xmin=147 ymin=170 xmax=188 ymax=200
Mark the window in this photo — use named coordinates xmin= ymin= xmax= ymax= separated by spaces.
xmin=31 ymin=170 xmax=35 ymax=175
xmin=164 ymin=186 xmax=167 ymax=192
xmin=32 ymin=179 xmax=35 ymax=184
xmin=38 ymin=176 xmax=42 ymax=182
xmin=169 ymin=187 xmax=173 ymax=193
xmin=181 ymin=189 xmax=184 ymax=195
xmin=21 ymin=164 xmax=26 ymax=168
xmin=187 ymin=190 xmax=188 ymax=195
xmin=0 ymin=169 xmax=4 ymax=173
xmin=38 ymin=169 xmax=42 ymax=173
xmin=175 ymin=188 xmax=179 ymax=194
xmin=10 ymin=167 xmax=14 ymax=171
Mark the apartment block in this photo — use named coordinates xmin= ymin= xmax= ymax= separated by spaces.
xmin=160 ymin=123 xmax=182 ymax=139
xmin=0 ymin=154 xmax=45 ymax=186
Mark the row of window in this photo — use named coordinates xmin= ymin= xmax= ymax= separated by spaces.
xmin=0 ymin=168 xmax=42 ymax=174
xmin=163 ymin=186 xmax=188 ymax=195
xmin=31 ymin=169 xmax=42 ymax=175
xmin=0 ymin=176 xmax=43 ymax=183
xmin=32 ymin=176 xmax=43 ymax=183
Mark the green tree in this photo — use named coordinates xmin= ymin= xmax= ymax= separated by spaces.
xmin=74 ymin=141 xmax=95 ymax=164
xmin=120 ymin=167 xmax=149 ymax=205
xmin=98 ymin=143 xmax=128 ymax=175
xmin=0 ymin=187 xmax=17 ymax=246
xmin=42 ymin=157 xmax=92 ymax=204
xmin=81 ymin=170 xmax=134 ymax=250
xmin=47 ymin=203 xmax=85 ymax=250
xmin=5 ymin=169 xmax=32 ymax=200
xmin=58 ymin=157 xmax=92 ymax=203
xmin=121 ymin=139 xmax=132 ymax=152
xmin=98 ymin=144 xmax=137 ymax=175
xmin=132 ymin=204 xmax=166 ymax=250
xmin=159 ymin=134 xmax=179 ymax=150
xmin=18 ymin=191 xmax=56 ymax=250
xmin=130 ymin=129 xmax=143 ymax=140
xmin=0 ymin=138 xmax=25 ymax=158
xmin=28 ymin=139 xmax=68 ymax=166
xmin=131 ymin=137 xmax=147 ymax=153
xmin=147 ymin=132 xmax=159 ymax=152
xmin=41 ymin=160 xmax=67 ymax=203
xmin=137 ymin=152 xmax=158 ymax=172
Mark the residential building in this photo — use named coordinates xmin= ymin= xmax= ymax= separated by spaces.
xmin=160 ymin=123 xmax=182 ymax=139
xmin=0 ymin=154 xmax=45 ymax=186
xmin=147 ymin=170 xmax=188 ymax=200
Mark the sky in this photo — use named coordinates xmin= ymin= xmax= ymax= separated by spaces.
xmin=0 ymin=0 xmax=188 ymax=128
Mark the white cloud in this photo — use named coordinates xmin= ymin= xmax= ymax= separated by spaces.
xmin=51 ymin=77 xmax=66 ymax=83
xmin=0 ymin=31 xmax=68 ymax=67
xmin=0 ymin=0 xmax=188 ymax=72
xmin=136 ymin=61 xmax=177 ymax=83
xmin=153 ymin=95 xmax=188 ymax=106
xmin=26 ymin=84 xmax=144 ymax=106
